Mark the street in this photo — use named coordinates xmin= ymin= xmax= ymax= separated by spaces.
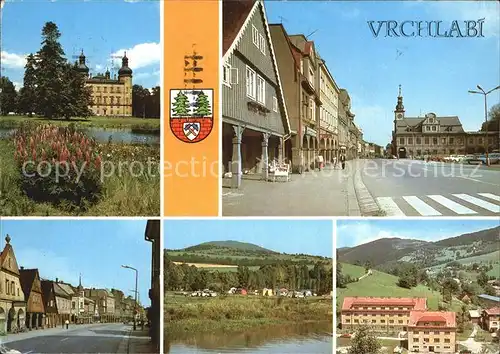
xmin=2 ymin=323 xmax=152 ymax=354
xmin=221 ymin=159 xmax=500 ymax=217
xmin=360 ymin=159 xmax=500 ymax=217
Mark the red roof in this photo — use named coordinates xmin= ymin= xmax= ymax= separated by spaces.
xmin=409 ymin=311 xmax=456 ymax=328
xmin=222 ymin=0 xmax=256 ymax=56
xmin=342 ymin=297 xmax=427 ymax=311
xmin=485 ymin=307 xmax=500 ymax=315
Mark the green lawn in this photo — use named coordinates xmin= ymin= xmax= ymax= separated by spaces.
xmin=337 ymin=265 xmax=463 ymax=312
xmin=339 ymin=263 xmax=367 ymax=279
xmin=0 ymin=115 xmax=160 ymax=130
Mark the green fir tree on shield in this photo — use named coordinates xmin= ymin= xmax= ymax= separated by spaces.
xmin=194 ymin=91 xmax=212 ymax=117
xmin=172 ymin=90 xmax=190 ymax=116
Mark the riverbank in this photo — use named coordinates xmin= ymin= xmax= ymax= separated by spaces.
xmin=0 ymin=139 xmax=160 ymax=216
xmin=164 ymin=294 xmax=333 ymax=338
xmin=0 ymin=115 xmax=160 ymax=133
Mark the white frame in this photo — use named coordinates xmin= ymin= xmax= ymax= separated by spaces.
xmin=259 ymin=33 xmax=266 ymax=55
xmin=223 ymin=63 xmax=232 ymax=87
xmin=246 ymin=66 xmax=256 ymax=99
xmin=256 ymin=75 xmax=265 ymax=104
xmin=272 ymin=96 xmax=278 ymax=112
xmin=252 ymin=25 xmax=259 ymax=47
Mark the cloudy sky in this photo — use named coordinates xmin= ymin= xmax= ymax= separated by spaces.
xmin=337 ymin=219 xmax=500 ymax=248
xmin=0 ymin=219 xmax=152 ymax=306
xmin=165 ymin=219 xmax=333 ymax=258
xmin=265 ymin=0 xmax=500 ymax=146
xmin=1 ymin=0 xmax=160 ymax=90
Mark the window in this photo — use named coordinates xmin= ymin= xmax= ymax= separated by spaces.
xmin=432 ymin=126 xmax=437 ymax=131
xmin=300 ymin=60 xmax=303 ymax=74
xmin=408 ymin=138 xmax=413 ymax=145
xmin=426 ymin=126 xmax=430 ymax=131
xmin=478 ymin=138 xmax=483 ymax=144
xmin=272 ymin=97 xmax=278 ymax=112
xmin=425 ymin=137 xmax=430 ymax=144
xmin=246 ymin=66 xmax=256 ymax=99
xmin=104 ymin=87 xmax=107 ymax=93
xmin=117 ymin=97 xmax=120 ymax=104
xmin=110 ymin=87 xmax=114 ymax=93
xmin=400 ymin=137 xmax=405 ymax=145
xmin=433 ymin=138 xmax=438 ymax=145
xmin=309 ymin=98 xmax=315 ymax=120
xmin=111 ymin=97 xmax=114 ymax=104
xmin=259 ymin=34 xmax=266 ymax=55
xmin=441 ymin=138 xmax=446 ymax=144
xmin=252 ymin=25 xmax=259 ymax=47
xmin=5 ymin=280 xmax=9 ymax=295
xmin=256 ymin=76 xmax=265 ymax=104
xmin=309 ymin=68 xmax=314 ymax=85
xmin=416 ymin=137 xmax=421 ymax=144
xmin=223 ymin=63 xmax=232 ymax=86
xmin=449 ymin=137 xmax=454 ymax=144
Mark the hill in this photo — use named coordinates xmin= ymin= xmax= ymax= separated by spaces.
xmin=183 ymin=240 xmax=277 ymax=253
xmin=336 ymin=263 xmax=463 ymax=313
xmin=337 ymin=226 xmax=500 ymax=271
xmin=165 ymin=240 xmax=331 ymax=269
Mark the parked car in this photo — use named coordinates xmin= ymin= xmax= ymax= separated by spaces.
xmin=468 ymin=154 xmax=500 ymax=165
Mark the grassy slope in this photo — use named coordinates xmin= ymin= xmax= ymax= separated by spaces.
xmin=340 ymin=263 xmax=367 ymax=279
xmin=337 ymin=263 xmax=463 ymax=312
xmin=428 ymin=250 xmax=500 ymax=278
xmin=0 ymin=115 xmax=160 ymax=129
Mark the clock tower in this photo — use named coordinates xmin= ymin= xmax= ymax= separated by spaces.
xmin=392 ymin=85 xmax=405 ymax=157
xmin=395 ymin=84 xmax=405 ymax=120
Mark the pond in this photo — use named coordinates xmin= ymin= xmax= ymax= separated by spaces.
xmin=0 ymin=127 xmax=160 ymax=145
xmin=165 ymin=321 xmax=333 ymax=354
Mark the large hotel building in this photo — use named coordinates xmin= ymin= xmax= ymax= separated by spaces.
xmin=341 ymin=297 xmax=457 ymax=353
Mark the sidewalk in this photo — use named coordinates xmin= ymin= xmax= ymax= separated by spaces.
xmin=117 ymin=328 xmax=158 ymax=354
xmin=2 ymin=323 xmax=103 ymax=344
xmin=222 ymin=160 xmax=365 ymax=216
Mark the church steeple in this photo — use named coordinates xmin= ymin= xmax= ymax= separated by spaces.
xmin=395 ymin=84 xmax=405 ymax=112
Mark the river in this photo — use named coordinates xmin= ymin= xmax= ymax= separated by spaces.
xmin=165 ymin=321 xmax=333 ymax=354
xmin=0 ymin=127 xmax=159 ymax=145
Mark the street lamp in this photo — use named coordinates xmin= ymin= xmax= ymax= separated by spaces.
xmin=468 ymin=85 xmax=500 ymax=166
xmin=121 ymin=265 xmax=138 ymax=331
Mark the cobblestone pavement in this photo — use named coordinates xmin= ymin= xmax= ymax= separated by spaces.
xmin=222 ymin=160 xmax=363 ymax=216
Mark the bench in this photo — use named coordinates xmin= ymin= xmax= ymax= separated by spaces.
xmin=269 ymin=162 xmax=290 ymax=182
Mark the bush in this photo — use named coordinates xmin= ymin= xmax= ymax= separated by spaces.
xmin=13 ymin=123 xmax=103 ymax=208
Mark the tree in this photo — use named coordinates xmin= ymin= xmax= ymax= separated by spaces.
xmin=364 ymin=261 xmax=371 ymax=273
xmin=478 ymin=271 xmax=489 ymax=288
xmin=59 ymin=63 xmax=93 ymax=119
xmin=481 ymin=103 xmax=500 ymax=131
xmin=171 ymin=90 xmax=190 ymax=117
xmin=18 ymin=54 xmax=37 ymax=116
xmin=35 ymin=21 xmax=67 ymax=118
xmin=347 ymin=326 xmax=381 ymax=354
xmin=194 ymin=91 xmax=211 ymax=116
xmin=0 ymin=76 xmax=18 ymax=115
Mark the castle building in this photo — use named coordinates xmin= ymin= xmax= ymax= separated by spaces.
xmin=76 ymin=51 xmax=133 ymax=117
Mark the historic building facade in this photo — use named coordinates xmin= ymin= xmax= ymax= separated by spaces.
xmin=317 ymin=54 xmax=339 ymax=164
xmin=0 ymin=235 xmax=27 ymax=333
xmin=53 ymin=281 xmax=71 ymax=326
xmin=339 ymin=89 xmax=357 ymax=159
xmin=392 ymin=86 xmax=500 ymax=158
xmin=76 ymin=51 xmax=133 ymax=117
xmin=85 ymin=289 xmax=116 ymax=322
xmin=408 ymin=311 xmax=457 ymax=353
xmin=19 ymin=267 xmax=45 ymax=330
xmin=481 ymin=307 xmax=500 ymax=332
xmin=222 ymin=0 xmax=291 ymax=188
xmin=41 ymin=280 xmax=58 ymax=328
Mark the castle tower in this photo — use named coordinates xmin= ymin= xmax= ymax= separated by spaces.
xmin=118 ymin=52 xmax=133 ymax=116
xmin=76 ymin=50 xmax=90 ymax=77
xmin=393 ymin=85 xmax=405 ymax=157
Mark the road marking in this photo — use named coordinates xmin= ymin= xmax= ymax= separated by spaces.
xmin=376 ymin=197 xmax=405 ymax=216
xmin=478 ymin=193 xmax=500 ymax=202
xmin=24 ymin=351 xmax=33 ymax=354
xmin=457 ymin=176 xmax=500 ymax=187
xmin=453 ymin=194 xmax=500 ymax=213
xmin=428 ymin=195 xmax=477 ymax=215
xmin=60 ymin=337 xmax=69 ymax=342
xmin=403 ymin=196 xmax=442 ymax=216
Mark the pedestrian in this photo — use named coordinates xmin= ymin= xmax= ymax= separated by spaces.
xmin=340 ymin=154 xmax=346 ymax=170
xmin=333 ymin=156 xmax=337 ymax=169
xmin=65 ymin=319 xmax=69 ymax=329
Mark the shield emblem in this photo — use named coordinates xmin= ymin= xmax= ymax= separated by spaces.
xmin=169 ymin=88 xmax=214 ymax=143
xmin=183 ymin=122 xmax=201 ymax=141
